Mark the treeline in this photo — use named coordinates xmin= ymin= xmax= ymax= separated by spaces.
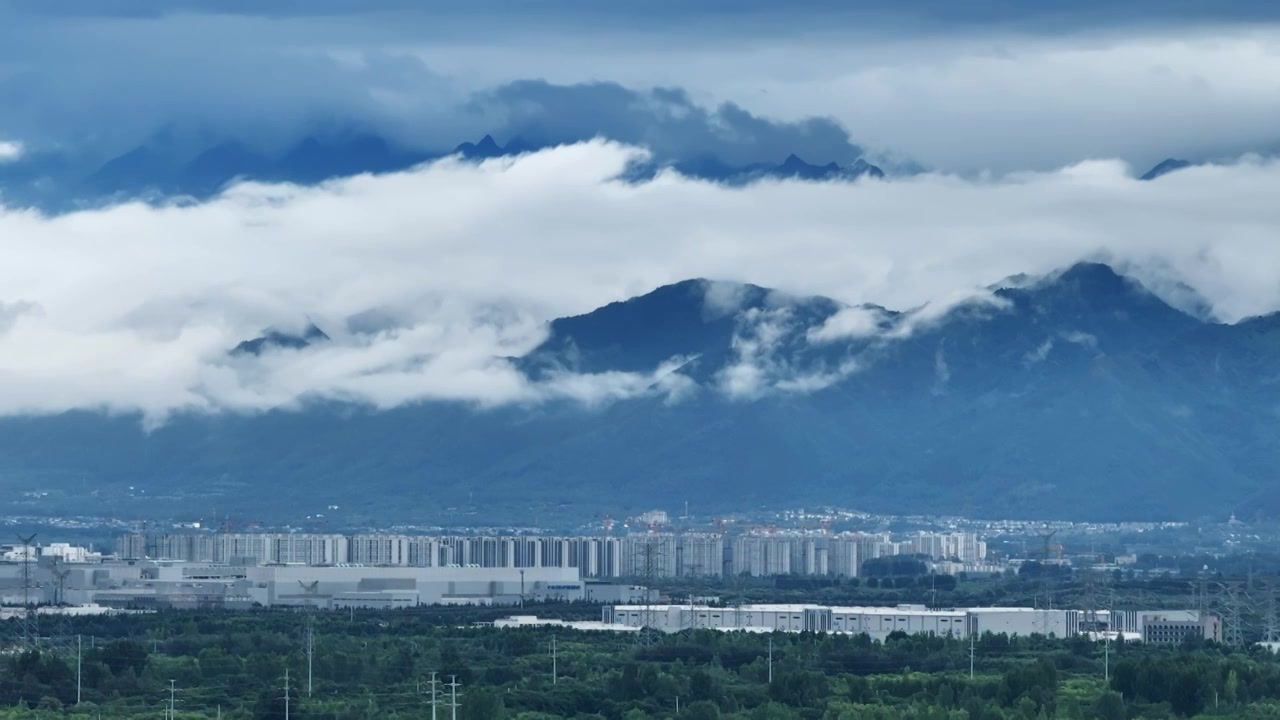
xmin=662 ymin=569 xmax=1269 ymax=616
xmin=3 ymin=608 xmax=1280 ymax=718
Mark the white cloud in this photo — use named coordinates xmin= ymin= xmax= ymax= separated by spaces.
xmin=807 ymin=306 xmax=884 ymax=344
xmin=717 ymin=307 xmax=794 ymax=400
xmin=1024 ymin=339 xmax=1055 ymax=366
xmin=1023 ymin=330 xmax=1102 ymax=366
xmin=702 ymin=281 xmax=753 ymax=318
xmin=885 ymin=291 xmax=1013 ymax=340
xmin=0 ymin=140 xmax=23 ymax=162
xmin=2 ymin=141 xmax=1280 ymax=422
xmin=726 ymin=31 xmax=1280 ymax=172
xmin=1061 ymin=330 xmax=1099 ymax=349
xmin=402 ymin=27 xmax=1280 ymax=172
xmin=932 ymin=346 xmax=951 ymax=396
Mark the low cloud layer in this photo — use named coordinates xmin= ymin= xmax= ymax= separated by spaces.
xmin=2 ymin=141 xmax=1280 ymax=422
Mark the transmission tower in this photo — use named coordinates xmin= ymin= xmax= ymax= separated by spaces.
xmin=16 ymin=534 xmax=39 ymax=650
xmin=44 ymin=558 xmax=76 ymax=657
xmin=1187 ymin=577 xmax=1209 ymax=618
xmin=1080 ymin=570 xmax=1100 ymax=635
xmin=1217 ymin=581 xmax=1247 ymax=647
xmin=1032 ymin=582 xmax=1055 ymax=636
xmin=632 ymin=534 xmax=666 ymax=646
xmin=1259 ymin=582 xmax=1280 ymax=644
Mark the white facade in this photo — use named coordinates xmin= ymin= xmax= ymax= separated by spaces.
xmin=493 ymin=615 xmax=640 ymax=632
xmin=116 ymin=528 xmax=987 ymax=579
xmin=116 ymin=532 xmax=682 ymax=578
xmin=603 ymin=603 xmax=1206 ymax=642
xmin=42 ymin=543 xmax=103 ymax=563
xmin=61 ymin=561 xmax=593 ymax=609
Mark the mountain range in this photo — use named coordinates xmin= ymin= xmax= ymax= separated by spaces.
xmin=0 ymin=133 xmax=885 ymax=211
xmin=0 ymin=131 xmax=1215 ymax=212
xmin=0 ymin=262 xmax=1276 ymax=526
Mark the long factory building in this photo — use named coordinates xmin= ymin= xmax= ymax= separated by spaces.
xmin=1 ymin=556 xmax=650 ymax=611
xmin=116 ymin=530 xmax=987 ymax=578
xmin=601 ymin=603 xmax=1222 ymax=644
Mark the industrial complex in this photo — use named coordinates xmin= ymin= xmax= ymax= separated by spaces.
xmin=1 ymin=544 xmax=649 ymax=610
xmin=113 ymin=529 xmax=991 ymax=578
xmin=0 ymin=537 xmax=1222 ymax=648
xmin=598 ymin=603 xmax=1221 ymax=644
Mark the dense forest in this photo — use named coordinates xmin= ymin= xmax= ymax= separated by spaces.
xmin=3 ymin=603 xmax=1280 ymax=719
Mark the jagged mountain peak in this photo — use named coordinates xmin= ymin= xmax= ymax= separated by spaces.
xmin=1046 ymin=261 xmax=1129 ymax=289
xmin=5 ymin=129 xmax=901 ymax=210
xmin=231 ymin=322 xmax=329 ymax=356
xmin=454 ymin=134 xmax=511 ymax=160
xmin=523 ymin=278 xmax=844 ymax=378
xmin=1002 ymin=262 xmax=1166 ymax=306
xmin=849 ymin=158 xmax=886 ymax=178
xmin=984 ymin=262 xmax=1200 ymax=352
xmin=524 ymin=262 xmax=1221 ymax=392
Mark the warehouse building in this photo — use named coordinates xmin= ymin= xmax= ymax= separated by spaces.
xmin=602 ymin=603 xmax=1218 ymax=642
xmin=18 ymin=557 xmax=627 ymax=610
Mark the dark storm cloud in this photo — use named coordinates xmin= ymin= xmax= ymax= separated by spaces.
xmin=12 ymin=0 xmax=1280 ymax=31
xmin=470 ymin=82 xmax=861 ymax=166
xmin=0 ymin=5 xmax=864 ymax=167
xmin=4 ymin=0 xmax=1280 ymax=173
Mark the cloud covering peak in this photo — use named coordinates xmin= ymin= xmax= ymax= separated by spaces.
xmin=2 ymin=142 xmax=1280 ymax=423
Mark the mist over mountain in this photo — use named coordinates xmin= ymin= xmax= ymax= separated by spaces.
xmin=0 ymin=131 xmax=887 ymax=211
xmin=1 ymin=262 xmax=1275 ymax=526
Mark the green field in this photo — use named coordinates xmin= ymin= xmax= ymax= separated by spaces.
xmin=3 ymin=600 xmax=1280 ymax=719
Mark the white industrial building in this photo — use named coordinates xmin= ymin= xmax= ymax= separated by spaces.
xmin=602 ymin=603 xmax=1219 ymax=643
xmin=238 ymin=564 xmax=586 ymax=608
xmin=492 ymin=615 xmax=640 ymax=632
xmin=116 ymin=529 xmax=989 ymax=579
xmin=0 ymin=556 xmax=642 ymax=610
xmin=118 ymin=533 xmax=635 ymax=578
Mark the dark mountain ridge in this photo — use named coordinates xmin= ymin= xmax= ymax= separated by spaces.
xmin=1140 ymin=157 xmax=1193 ymax=180
xmin=0 ymin=262 xmax=1276 ymax=525
xmin=0 ymin=134 xmax=886 ymax=210
xmin=231 ymin=323 xmax=330 ymax=356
